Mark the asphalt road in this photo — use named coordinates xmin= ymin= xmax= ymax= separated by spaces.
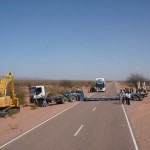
xmin=0 ymin=82 xmax=137 ymax=150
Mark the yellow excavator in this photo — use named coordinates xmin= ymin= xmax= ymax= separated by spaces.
xmin=0 ymin=72 xmax=20 ymax=117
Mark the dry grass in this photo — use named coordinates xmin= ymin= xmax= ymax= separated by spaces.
xmin=30 ymin=104 xmax=38 ymax=110
xmin=146 ymin=81 xmax=150 ymax=92
xmin=9 ymin=124 xmax=19 ymax=130
xmin=14 ymin=80 xmax=94 ymax=97
xmin=7 ymin=109 xmax=18 ymax=117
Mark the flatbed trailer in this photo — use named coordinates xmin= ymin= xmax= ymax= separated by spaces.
xmin=84 ymin=95 xmax=120 ymax=101
xmin=84 ymin=92 xmax=148 ymax=101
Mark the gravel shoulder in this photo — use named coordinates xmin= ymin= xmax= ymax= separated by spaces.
xmin=124 ymin=93 xmax=150 ymax=150
xmin=116 ymin=81 xmax=150 ymax=150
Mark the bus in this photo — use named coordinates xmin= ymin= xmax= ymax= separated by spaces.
xmin=95 ymin=78 xmax=106 ymax=92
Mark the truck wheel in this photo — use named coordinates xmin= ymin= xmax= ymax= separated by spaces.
xmin=69 ymin=96 xmax=76 ymax=102
xmin=132 ymin=95 xmax=138 ymax=101
xmin=60 ymin=98 xmax=64 ymax=104
xmin=56 ymin=100 xmax=61 ymax=104
xmin=60 ymin=97 xmax=68 ymax=104
xmin=139 ymin=95 xmax=144 ymax=101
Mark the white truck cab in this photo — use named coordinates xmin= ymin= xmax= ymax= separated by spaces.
xmin=29 ymin=86 xmax=45 ymax=103
xmin=95 ymin=78 xmax=106 ymax=92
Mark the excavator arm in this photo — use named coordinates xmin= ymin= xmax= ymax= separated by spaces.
xmin=0 ymin=72 xmax=19 ymax=109
xmin=0 ymin=73 xmax=13 ymax=96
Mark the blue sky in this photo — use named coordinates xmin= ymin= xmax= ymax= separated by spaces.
xmin=0 ymin=0 xmax=150 ymax=80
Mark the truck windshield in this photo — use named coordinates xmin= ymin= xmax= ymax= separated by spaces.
xmin=96 ymin=79 xmax=104 ymax=84
xmin=29 ymin=87 xmax=36 ymax=93
xmin=35 ymin=88 xmax=42 ymax=95
xmin=96 ymin=83 xmax=104 ymax=88
xmin=29 ymin=87 xmax=42 ymax=95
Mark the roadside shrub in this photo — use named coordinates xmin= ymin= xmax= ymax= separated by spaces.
xmin=59 ymin=80 xmax=73 ymax=88
xmin=5 ymin=83 xmax=27 ymax=105
xmin=30 ymin=104 xmax=38 ymax=110
xmin=13 ymin=80 xmax=98 ymax=98
xmin=46 ymin=86 xmax=66 ymax=96
xmin=15 ymin=86 xmax=27 ymax=105
xmin=127 ymin=73 xmax=148 ymax=88
xmin=7 ymin=109 xmax=18 ymax=117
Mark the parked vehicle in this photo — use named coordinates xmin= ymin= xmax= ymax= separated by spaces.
xmin=90 ymin=78 xmax=106 ymax=92
xmin=131 ymin=92 xmax=148 ymax=101
xmin=29 ymin=86 xmax=51 ymax=107
xmin=29 ymin=86 xmax=85 ymax=106
xmin=0 ymin=72 xmax=20 ymax=117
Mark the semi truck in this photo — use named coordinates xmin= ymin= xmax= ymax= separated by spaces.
xmin=29 ymin=86 xmax=45 ymax=103
xmin=90 ymin=78 xmax=106 ymax=92
xmin=29 ymin=86 xmax=52 ymax=106
xmin=29 ymin=86 xmax=85 ymax=106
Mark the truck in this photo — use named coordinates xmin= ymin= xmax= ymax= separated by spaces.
xmin=29 ymin=86 xmax=45 ymax=103
xmin=55 ymin=90 xmax=85 ymax=104
xmin=90 ymin=78 xmax=106 ymax=92
xmin=29 ymin=86 xmax=48 ymax=107
xmin=29 ymin=86 xmax=85 ymax=106
xmin=0 ymin=72 xmax=20 ymax=117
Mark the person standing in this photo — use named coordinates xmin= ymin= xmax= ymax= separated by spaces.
xmin=126 ymin=92 xmax=131 ymax=105
xmin=119 ymin=89 xmax=123 ymax=104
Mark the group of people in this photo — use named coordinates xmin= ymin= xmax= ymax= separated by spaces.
xmin=119 ymin=88 xmax=132 ymax=105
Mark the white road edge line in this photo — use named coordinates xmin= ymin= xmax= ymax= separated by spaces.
xmin=122 ymin=104 xmax=139 ymax=150
xmin=93 ymin=107 xmax=96 ymax=111
xmin=0 ymin=102 xmax=80 ymax=149
xmin=74 ymin=125 xmax=83 ymax=137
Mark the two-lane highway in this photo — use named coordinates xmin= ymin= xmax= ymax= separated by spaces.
xmin=1 ymin=101 xmax=136 ymax=150
xmin=0 ymin=82 xmax=138 ymax=150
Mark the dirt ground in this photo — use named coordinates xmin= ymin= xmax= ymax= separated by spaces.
xmin=0 ymin=86 xmax=150 ymax=150
xmin=124 ymin=93 xmax=150 ymax=150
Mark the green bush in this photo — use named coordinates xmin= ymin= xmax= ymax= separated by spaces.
xmin=15 ymin=86 xmax=27 ymax=105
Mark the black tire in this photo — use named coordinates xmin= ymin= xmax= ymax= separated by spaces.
xmin=69 ymin=96 xmax=76 ymax=102
xmin=30 ymin=99 xmax=35 ymax=103
xmin=90 ymin=88 xmax=92 ymax=92
xmin=138 ymin=95 xmax=144 ymax=101
xmin=60 ymin=97 xmax=68 ymax=104
xmin=56 ymin=100 xmax=61 ymax=104
xmin=132 ymin=95 xmax=138 ymax=101
xmin=60 ymin=98 xmax=65 ymax=104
